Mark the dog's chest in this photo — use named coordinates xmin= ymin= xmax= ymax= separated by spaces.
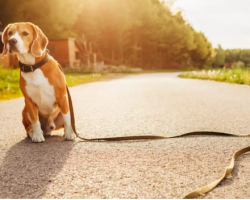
xmin=21 ymin=69 xmax=56 ymax=115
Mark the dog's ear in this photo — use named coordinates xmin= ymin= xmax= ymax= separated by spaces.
xmin=1 ymin=23 xmax=12 ymax=59
xmin=31 ymin=24 xmax=48 ymax=57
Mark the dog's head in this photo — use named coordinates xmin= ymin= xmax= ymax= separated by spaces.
xmin=1 ymin=22 xmax=48 ymax=58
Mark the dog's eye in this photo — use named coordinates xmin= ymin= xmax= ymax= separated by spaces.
xmin=8 ymin=31 xmax=12 ymax=36
xmin=22 ymin=31 xmax=29 ymax=36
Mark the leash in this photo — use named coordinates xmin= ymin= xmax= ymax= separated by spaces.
xmin=66 ymin=85 xmax=250 ymax=198
xmin=53 ymin=54 xmax=250 ymax=198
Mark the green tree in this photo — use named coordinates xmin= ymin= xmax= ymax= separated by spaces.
xmin=0 ymin=0 xmax=216 ymax=70
xmin=213 ymin=45 xmax=225 ymax=67
xmin=0 ymin=0 xmax=84 ymax=39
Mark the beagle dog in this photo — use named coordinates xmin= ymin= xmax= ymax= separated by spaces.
xmin=1 ymin=22 xmax=76 ymax=142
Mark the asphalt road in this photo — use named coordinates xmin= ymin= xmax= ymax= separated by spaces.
xmin=0 ymin=73 xmax=250 ymax=199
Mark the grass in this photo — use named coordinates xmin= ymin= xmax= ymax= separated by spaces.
xmin=0 ymin=67 xmax=23 ymax=101
xmin=0 ymin=67 xmax=126 ymax=101
xmin=0 ymin=67 xmax=185 ymax=101
xmin=179 ymin=67 xmax=250 ymax=85
xmin=66 ymin=73 xmax=106 ymax=87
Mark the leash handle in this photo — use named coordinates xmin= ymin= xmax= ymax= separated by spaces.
xmin=183 ymin=146 xmax=250 ymax=199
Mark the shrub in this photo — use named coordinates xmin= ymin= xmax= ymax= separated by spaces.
xmin=231 ymin=61 xmax=245 ymax=69
xmin=179 ymin=68 xmax=250 ymax=85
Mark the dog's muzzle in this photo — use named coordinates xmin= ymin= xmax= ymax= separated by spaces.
xmin=8 ymin=38 xmax=17 ymax=46
xmin=8 ymin=38 xmax=18 ymax=53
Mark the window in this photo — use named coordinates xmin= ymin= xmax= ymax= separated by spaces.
xmin=75 ymin=51 xmax=80 ymax=60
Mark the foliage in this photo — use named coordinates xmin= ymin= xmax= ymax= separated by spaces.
xmin=179 ymin=68 xmax=250 ymax=85
xmin=0 ymin=0 xmax=84 ymax=39
xmin=213 ymin=45 xmax=225 ymax=67
xmin=231 ymin=61 xmax=245 ymax=69
xmin=225 ymin=49 xmax=250 ymax=65
xmin=0 ymin=0 xmax=214 ymax=69
xmin=212 ymin=47 xmax=250 ymax=67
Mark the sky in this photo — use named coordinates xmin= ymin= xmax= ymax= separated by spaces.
xmin=169 ymin=0 xmax=250 ymax=49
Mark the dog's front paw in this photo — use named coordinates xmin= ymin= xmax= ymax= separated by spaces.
xmin=32 ymin=131 xmax=45 ymax=143
xmin=64 ymin=129 xmax=76 ymax=141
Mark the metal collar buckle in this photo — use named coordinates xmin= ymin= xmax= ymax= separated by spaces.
xmin=29 ymin=66 xmax=33 ymax=72
xmin=22 ymin=66 xmax=33 ymax=72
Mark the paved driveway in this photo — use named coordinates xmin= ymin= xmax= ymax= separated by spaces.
xmin=0 ymin=73 xmax=249 ymax=198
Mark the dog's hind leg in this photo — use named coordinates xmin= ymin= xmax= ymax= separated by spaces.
xmin=54 ymin=112 xmax=64 ymax=130
xmin=45 ymin=117 xmax=56 ymax=135
xmin=39 ymin=112 xmax=64 ymax=136
xmin=39 ymin=115 xmax=56 ymax=136
xmin=22 ymin=106 xmax=32 ymax=137
xmin=39 ymin=114 xmax=48 ymax=134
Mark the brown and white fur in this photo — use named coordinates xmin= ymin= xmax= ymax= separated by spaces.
xmin=1 ymin=22 xmax=76 ymax=142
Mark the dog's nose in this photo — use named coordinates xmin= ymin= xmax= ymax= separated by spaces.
xmin=8 ymin=38 xmax=17 ymax=46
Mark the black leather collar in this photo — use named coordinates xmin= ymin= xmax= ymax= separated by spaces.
xmin=19 ymin=51 xmax=49 ymax=73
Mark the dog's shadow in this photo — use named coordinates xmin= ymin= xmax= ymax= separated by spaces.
xmin=0 ymin=135 xmax=74 ymax=198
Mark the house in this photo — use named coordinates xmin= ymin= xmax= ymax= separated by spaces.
xmin=223 ymin=63 xmax=232 ymax=69
xmin=47 ymin=38 xmax=82 ymax=68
